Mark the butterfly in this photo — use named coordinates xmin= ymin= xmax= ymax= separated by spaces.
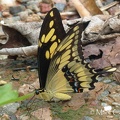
xmin=36 ymin=8 xmax=116 ymax=101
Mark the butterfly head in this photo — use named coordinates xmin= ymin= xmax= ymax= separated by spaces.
xmin=35 ymin=89 xmax=44 ymax=95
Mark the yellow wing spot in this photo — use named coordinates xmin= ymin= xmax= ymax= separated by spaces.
xmin=50 ymin=42 xmax=58 ymax=54
xmin=72 ymin=52 xmax=78 ymax=57
xmin=61 ymin=55 xmax=70 ymax=63
xmin=49 ymin=20 xmax=54 ymax=28
xmin=66 ymin=44 xmax=71 ymax=50
xmin=87 ymin=64 xmax=92 ymax=68
xmin=58 ymin=39 xmax=61 ymax=43
xmin=75 ymin=35 xmax=78 ymax=40
xmin=38 ymin=41 xmax=42 ymax=47
xmin=61 ymin=50 xmax=71 ymax=59
xmin=41 ymin=34 xmax=45 ymax=43
xmin=68 ymin=33 xmax=75 ymax=39
xmin=78 ymin=76 xmax=93 ymax=82
xmin=59 ymin=39 xmax=72 ymax=51
xmin=80 ymin=82 xmax=91 ymax=88
xmin=74 ymin=56 xmax=80 ymax=61
xmin=69 ymin=63 xmax=81 ymax=72
xmin=50 ymin=52 xmax=54 ymax=58
xmin=74 ymin=40 xmax=78 ymax=45
xmin=77 ymin=70 xmax=92 ymax=77
xmin=45 ymin=50 xmax=50 ymax=59
xmin=73 ymin=26 xmax=79 ymax=31
xmin=45 ymin=28 xmax=55 ymax=43
xmin=56 ymin=57 xmax=61 ymax=64
xmin=68 ymin=61 xmax=76 ymax=68
xmin=75 ymin=30 xmax=80 ymax=35
xmin=50 ymin=11 xmax=54 ymax=17
xmin=51 ymin=35 xmax=57 ymax=42
xmin=74 ymin=66 xmax=86 ymax=74
xmin=59 ymin=61 xmax=69 ymax=69
xmin=72 ymin=46 xmax=77 ymax=51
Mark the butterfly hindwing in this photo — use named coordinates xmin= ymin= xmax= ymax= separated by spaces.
xmin=45 ymin=22 xmax=99 ymax=93
xmin=38 ymin=8 xmax=66 ymax=89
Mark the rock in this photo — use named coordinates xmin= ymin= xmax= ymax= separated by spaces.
xmin=112 ymin=102 xmax=120 ymax=106
xmin=26 ymin=14 xmax=41 ymax=22
xmin=55 ymin=3 xmax=66 ymax=12
xmin=26 ymin=4 xmax=40 ymax=13
xmin=109 ymin=93 xmax=120 ymax=103
xmin=26 ymin=9 xmax=34 ymax=14
xmin=39 ymin=2 xmax=52 ymax=13
xmin=2 ymin=11 xmax=11 ymax=17
xmin=27 ymin=1 xmax=40 ymax=6
xmin=113 ymin=109 xmax=120 ymax=114
xmin=103 ymin=79 xmax=112 ymax=83
xmin=0 ymin=103 xmax=20 ymax=115
xmin=81 ymin=116 xmax=94 ymax=120
xmin=0 ymin=0 xmax=16 ymax=6
xmin=106 ymin=115 xmax=114 ymax=119
xmin=4 ymin=16 xmax=21 ymax=23
xmin=9 ymin=5 xmax=26 ymax=16
xmin=18 ymin=11 xmax=29 ymax=21
xmin=0 ymin=55 xmax=8 ymax=60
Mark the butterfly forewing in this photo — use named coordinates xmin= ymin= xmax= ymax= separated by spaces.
xmin=38 ymin=8 xmax=66 ymax=89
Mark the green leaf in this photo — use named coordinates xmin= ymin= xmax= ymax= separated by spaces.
xmin=0 ymin=83 xmax=34 ymax=106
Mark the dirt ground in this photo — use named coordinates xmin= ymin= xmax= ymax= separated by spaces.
xmin=0 ymin=56 xmax=120 ymax=120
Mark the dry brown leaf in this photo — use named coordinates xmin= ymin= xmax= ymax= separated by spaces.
xmin=83 ymin=37 xmax=120 ymax=68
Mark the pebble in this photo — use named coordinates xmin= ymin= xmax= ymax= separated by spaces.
xmin=0 ymin=103 xmax=20 ymax=115
xmin=26 ymin=14 xmax=41 ymax=22
xmin=109 ymin=93 xmax=120 ymax=102
xmin=103 ymin=79 xmax=112 ymax=83
xmin=39 ymin=2 xmax=52 ymax=13
xmin=26 ymin=4 xmax=40 ymax=13
xmin=112 ymin=102 xmax=120 ymax=106
xmin=101 ymin=102 xmax=108 ymax=107
xmin=112 ymin=109 xmax=120 ymax=114
xmin=106 ymin=115 xmax=114 ymax=119
xmin=4 ymin=16 xmax=21 ymax=23
xmin=81 ymin=116 xmax=94 ymax=120
xmin=55 ymin=3 xmax=66 ymax=12
xmin=2 ymin=11 xmax=11 ymax=17
xmin=9 ymin=5 xmax=26 ymax=16
xmin=26 ymin=9 xmax=34 ymax=14
xmin=18 ymin=11 xmax=29 ymax=21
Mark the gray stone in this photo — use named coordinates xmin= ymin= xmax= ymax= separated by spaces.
xmin=18 ymin=11 xmax=29 ymax=21
xmin=26 ymin=4 xmax=40 ymax=13
xmin=0 ymin=103 xmax=20 ymax=115
xmin=9 ymin=5 xmax=26 ymax=16
xmin=0 ymin=12 xmax=2 ymax=17
xmin=4 ymin=16 xmax=21 ymax=23
xmin=81 ymin=116 xmax=94 ymax=120
xmin=55 ymin=3 xmax=66 ymax=12
xmin=26 ymin=9 xmax=34 ymax=15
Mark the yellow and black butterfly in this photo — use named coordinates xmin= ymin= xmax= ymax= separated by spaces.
xmin=36 ymin=8 xmax=116 ymax=101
